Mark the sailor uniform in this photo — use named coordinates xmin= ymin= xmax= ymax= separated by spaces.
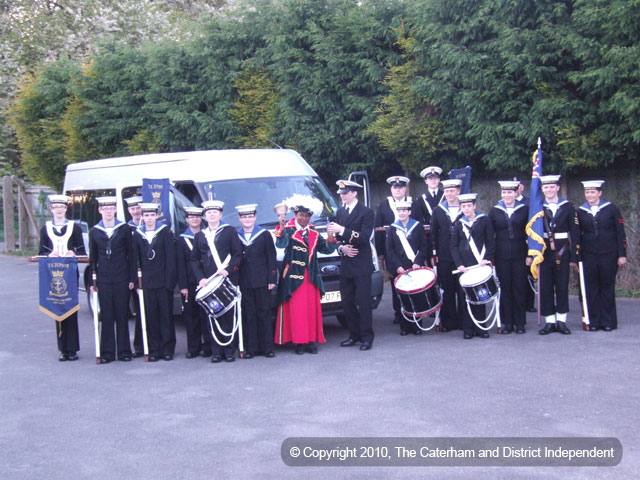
xmin=133 ymin=223 xmax=177 ymax=358
xmin=539 ymin=198 xmax=579 ymax=324
xmin=39 ymin=220 xmax=86 ymax=356
xmin=191 ymin=223 xmax=243 ymax=357
xmin=489 ymin=201 xmax=528 ymax=332
xmin=577 ymin=200 xmax=627 ymax=329
xmin=411 ymin=189 xmax=443 ymax=230
xmin=128 ymin=220 xmax=145 ymax=356
xmin=89 ymin=220 xmax=135 ymax=361
xmin=385 ymin=217 xmax=428 ymax=334
xmin=176 ymin=229 xmax=208 ymax=356
xmin=237 ymin=226 xmax=277 ymax=355
xmin=429 ymin=201 xmax=464 ymax=331
xmin=451 ymin=213 xmax=496 ymax=336
xmin=374 ymin=195 xmax=413 ymax=321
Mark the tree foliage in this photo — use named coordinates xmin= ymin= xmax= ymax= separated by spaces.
xmin=6 ymin=0 xmax=640 ymax=188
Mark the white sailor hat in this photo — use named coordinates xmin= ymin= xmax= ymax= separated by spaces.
xmin=202 ymin=200 xmax=224 ymax=212
xmin=441 ymin=179 xmax=463 ymax=189
xmin=48 ymin=194 xmax=69 ymax=205
xmin=420 ymin=166 xmax=443 ymax=178
xmin=140 ymin=203 xmax=159 ymax=213
xmin=184 ymin=206 xmax=203 ymax=216
xmin=235 ymin=204 xmax=258 ymax=216
xmin=125 ymin=195 xmax=142 ymax=206
xmin=395 ymin=200 xmax=412 ymax=210
xmin=457 ymin=193 xmax=477 ymax=203
xmin=273 ymin=202 xmax=287 ymax=215
xmin=581 ymin=180 xmax=605 ymax=190
xmin=96 ymin=196 xmax=117 ymax=207
xmin=540 ymin=175 xmax=561 ymax=185
xmin=386 ymin=175 xmax=410 ymax=187
xmin=336 ymin=179 xmax=363 ymax=194
xmin=498 ymin=180 xmax=520 ymax=191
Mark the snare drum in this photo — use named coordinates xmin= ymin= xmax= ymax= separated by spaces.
xmin=394 ymin=267 xmax=442 ymax=318
xmin=195 ymin=274 xmax=239 ymax=318
xmin=459 ymin=265 xmax=499 ymax=305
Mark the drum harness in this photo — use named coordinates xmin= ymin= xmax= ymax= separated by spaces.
xmin=395 ymin=223 xmax=442 ymax=331
xmin=201 ymin=226 xmax=243 ymax=348
xmin=460 ymin=221 xmax=502 ymax=331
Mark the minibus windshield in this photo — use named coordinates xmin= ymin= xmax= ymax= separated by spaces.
xmin=198 ymin=176 xmax=339 ymax=228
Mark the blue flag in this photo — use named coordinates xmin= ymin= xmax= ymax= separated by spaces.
xmin=39 ymin=257 xmax=79 ymax=321
xmin=525 ymin=139 xmax=546 ymax=279
xmin=449 ymin=166 xmax=471 ymax=194
xmin=142 ymin=178 xmax=171 ymax=229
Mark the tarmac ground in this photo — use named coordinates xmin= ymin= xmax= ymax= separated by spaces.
xmin=0 ymin=253 xmax=638 ymax=479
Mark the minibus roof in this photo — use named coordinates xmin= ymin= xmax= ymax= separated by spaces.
xmin=64 ymin=149 xmax=317 ymax=191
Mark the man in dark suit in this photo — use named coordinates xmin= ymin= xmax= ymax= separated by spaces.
xmin=327 ymin=180 xmax=375 ymax=350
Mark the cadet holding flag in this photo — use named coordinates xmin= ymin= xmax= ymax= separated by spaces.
xmin=577 ymin=180 xmax=627 ymax=331
xmin=39 ymin=194 xmax=86 ymax=361
xmin=536 ymin=175 xmax=580 ymax=335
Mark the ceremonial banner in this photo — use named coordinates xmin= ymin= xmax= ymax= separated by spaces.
xmin=38 ymin=257 xmax=79 ymax=321
xmin=142 ymin=178 xmax=171 ymax=229
xmin=525 ymin=139 xmax=546 ymax=279
xmin=449 ymin=166 xmax=472 ymax=194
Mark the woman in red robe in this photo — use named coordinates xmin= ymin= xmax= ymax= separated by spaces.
xmin=275 ymin=195 xmax=336 ymax=354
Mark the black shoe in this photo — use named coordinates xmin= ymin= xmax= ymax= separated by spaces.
xmin=413 ymin=330 xmax=423 ymax=336
xmin=478 ymin=332 xmax=490 ymax=339
xmin=211 ymin=355 xmax=222 ymax=363
xmin=185 ymin=352 xmax=197 ymax=359
xmin=265 ymin=351 xmax=275 ymax=358
xmin=295 ymin=344 xmax=306 ymax=355
xmin=100 ymin=358 xmax=112 ymax=364
xmin=515 ymin=328 xmax=525 ymax=334
xmin=340 ymin=338 xmax=359 ymax=347
xmin=148 ymin=356 xmax=159 ymax=362
xmin=225 ymin=355 xmax=235 ymax=362
xmin=463 ymin=333 xmax=473 ymax=339
xmin=58 ymin=353 xmax=68 ymax=362
xmin=132 ymin=351 xmax=144 ymax=358
xmin=120 ymin=356 xmax=132 ymax=362
xmin=400 ymin=330 xmax=409 ymax=336
xmin=163 ymin=354 xmax=173 ymax=361
xmin=588 ymin=326 xmax=599 ymax=332
xmin=67 ymin=353 xmax=78 ymax=361
xmin=440 ymin=326 xmax=452 ymax=333
xmin=244 ymin=353 xmax=254 ymax=359
xmin=602 ymin=326 xmax=613 ymax=332
xmin=556 ymin=322 xmax=571 ymax=335
xmin=359 ymin=342 xmax=372 ymax=351
xmin=305 ymin=343 xmax=318 ymax=354
xmin=539 ymin=323 xmax=557 ymax=335
xmin=500 ymin=327 xmax=512 ymax=334
xmin=199 ymin=350 xmax=212 ymax=358
xmin=526 ymin=307 xmax=537 ymax=313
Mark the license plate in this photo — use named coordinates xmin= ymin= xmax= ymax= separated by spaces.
xmin=321 ymin=290 xmax=341 ymax=304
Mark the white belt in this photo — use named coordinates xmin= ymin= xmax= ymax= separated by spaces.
xmin=543 ymin=232 xmax=568 ymax=240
